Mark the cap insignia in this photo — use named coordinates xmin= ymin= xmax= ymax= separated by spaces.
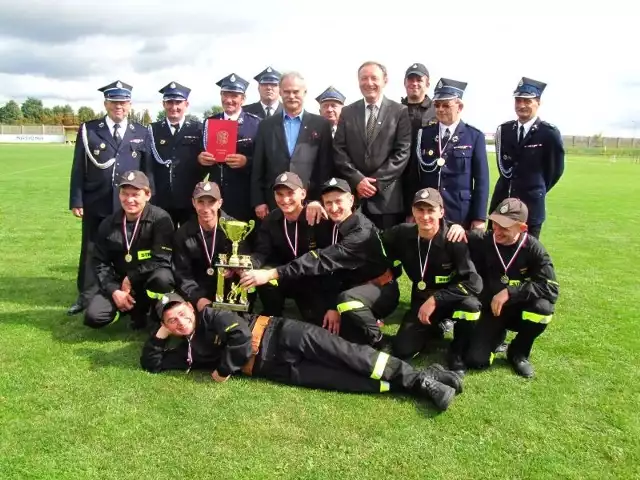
xmin=230 ymin=74 xmax=236 ymax=82
xmin=170 ymin=82 xmax=176 ymax=88
xmin=116 ymin=81 xmax=122 ymax=88
xmin=203 ymin=182 xmax=212 ymax=191
xmin=127 ymin=172 xmax=135 ymax=181
xmin=280 ymin=174 xmax=287 ymax=181
xmin=421 ymin=191 xmax=428 ymax=198
xmin=329 ymin=178 xmax=337 ymax=186
xmin=500 ymin=204 xmax=509 ymax=214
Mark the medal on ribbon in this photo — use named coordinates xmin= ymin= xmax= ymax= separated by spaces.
xmin=123 ymin=213 xmax=142 ymax=263
xmin=284 ymin=218 xmax=298 ymax=257
xmin=493 ymin=232 xmax=528 ymax=287
xmin=417 ymin=235 xmax=433 ymax=291
xmin=200 ymin=222 xmax=218 ymax=275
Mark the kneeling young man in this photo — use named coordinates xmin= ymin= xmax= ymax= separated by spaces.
xmin=141 ymin=292 xmax=462 ymax=411
xmin=450 ymin=198 xmax=559 ymax=377
xmin=382 ymin=188 xmax=482 ymax=373
xmin=85 ymin=171 xmax=175 ymax=329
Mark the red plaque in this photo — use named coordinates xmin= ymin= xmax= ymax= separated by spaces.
xmin=205 ymin=119 xmax=238 ymax=162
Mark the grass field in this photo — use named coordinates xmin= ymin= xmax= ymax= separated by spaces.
xmin=0 ymin=144 xmax=639 ymax=479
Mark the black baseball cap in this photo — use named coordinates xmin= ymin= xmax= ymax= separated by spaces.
xmin=118 ymin=170 xmax=150 ymax=189
xmin=321 ymin=177 xmax=352 ymax=195
xmin=412 ymin=187 xmax=443 ymax=208
xmin=156 ymin=292 xmax=187 ymax=321
xmin=405 ymin=63 xmax=429 ymax=78
xmin=273 ymin=171 xmax=304 ymax=190
xmin=193 ymin=181 xmax=222 ymax=200
xmin=489 ymin=198 xmax=529 ymax=227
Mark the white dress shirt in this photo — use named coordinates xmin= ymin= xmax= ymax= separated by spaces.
xmin=167 ymin=117 xmax=185 ymax=134
xmin=224 ymin=111 xmax=241 ymax=121
xmin=105 ymin=116 xmax=128 ymax=138
xmin=517 ymin=116 xmax=538 ymax=138
xmin=261 ymin=102 xmax=280 ymax=116
xmin=364 ymin=96 xmax=384 ymax=127
xmin=439 ymin=120 xmax=460 ymax=141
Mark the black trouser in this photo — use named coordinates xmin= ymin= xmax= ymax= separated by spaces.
xmin=361 ymin=203 xmax=404 ymax=231
xmin=84 ymin=268 xmax=174 ymax=329
xmin=76 ymin=213 xmax=107 ymax=306
xmin=527 ymin=224 xmax=542 ymax=239
xmin=392 ymin=296 xmax=481 ymax=359
xmin=336 ymin=280 xmax=400 ymax=346
xmin=256 ymin=318 xmax=421 ymax=393
xmin=166 ymin=208 xmax=193 ymax=230
xmin=257 ymin=277 xmax=328 ymax=326
xmin=465 ymin=298 xmax=553 ymax=369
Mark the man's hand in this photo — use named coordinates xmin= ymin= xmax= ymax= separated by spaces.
xmin=225 ymin=153 xmax=247 ymax=168
xmin=112 ymin=289 xmax=135 ymax=311
xmin=322 ymin=309 xmax=341 ymax=335
xmin=255 ymin=204 xmax=269 ymax=219
xmin=356 ymin=177 xmax=377 ymax=198
xmin=196 ymin=298 xmax=212 ymax=312
xmin=405 ymin=215 xmax=415 ymax=224
xmin=222 ymin=268 xmax=235 ymax=279
xmin=418 ymin=296 xmax=437 ymax=325
xmin=211 ymin=370 xmax=230 ymax=383
xmin=72 ymin=208 xmax=83 ymax=218
xmin=197 ymin=151 xmax=216 ymax=166
xmin=155 ymin=325 xmax=172 ymax=339
xmin=446 ymin=224 xmax=468 ymax=243
xmin=471 ymin=220 xmax=486 ymax=231
xmin=305 ymin=201 xmax=328 ymax=225
xmin=121 ymin=276 xmax=132 ymax=294
xmin=239 ymin=269 xmax=277 ymax=288
xmin=491 ymin=288 xmax=509 ymax=317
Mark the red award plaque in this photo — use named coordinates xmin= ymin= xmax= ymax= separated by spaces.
xmin=205 ymin=119 xmax=238 ymax=162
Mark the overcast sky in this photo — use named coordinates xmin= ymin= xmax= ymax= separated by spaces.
xmin=0 ymin=0 xmax=638 ymax=136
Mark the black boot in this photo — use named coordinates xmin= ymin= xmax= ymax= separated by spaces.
xmin=447 ymin=350 xmax=466 ymax=377
xmin=414 ymin=376 xmax=456 ymax=412
xmin=508 ymin=354 xmax=535 ymax=378
xmin=422 ymin=363 xmax=463 ymax=394
xmin=67 ymin=297 xmax=85 ymax=316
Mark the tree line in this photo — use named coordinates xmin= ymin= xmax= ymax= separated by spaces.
xmin=0 ymin=97 xmax=224 ymax=126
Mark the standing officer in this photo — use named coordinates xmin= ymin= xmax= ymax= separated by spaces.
xmin=406 ymin=78 xmax=489 ymax=229
xmin=141 ymin=292 xmax=462 ymax=412
xmin=146 ymin=81 xmax=202 ymax=228
xmin=197 ymin=73 xmax=260 ymax=222
xmin=382 ymin=188 xmax=482 ymax=373
xmin=316 ymin=86 xmax=346 ymax=137
xmin=243 ymin=66 xmax=283 ymax=119
xmin=240 ymin=177 xmax=400 ymax=349
xmin=68 ymin=80 xmax=150 ymax=315
xmin=84 ymin=171 xmax=174 ymax=330
xmin=490 ymin=77 xmax=565 ymax=239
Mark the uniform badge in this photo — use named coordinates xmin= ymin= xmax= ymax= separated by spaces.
xmin=116 ymin=81 xmax=123 ymax=88
xmin=421 ymin=190 xmax=429 ymax=198
xmin=127 ymin=172 xmax=135 ymax=181
xmin=452 ymin=135 xmax=459 ymax=143
xmin=503 ymin=155 xmax=508 ymax=160
xmin=98 ymin=122 xmax=105 ymax=128
xmin=93 ymin=149 xmax=100 ymax=155
xmin=329 ymin=178 xmax=337 ymax=186
xmin=267 ymin=67 xmax=273 ymax=73
xmin=170 ymin=82 xmax=176 ymax=88
xmin=500 ymin=204 xmax=509 ymax=214
xmin=428 ymin=149 xmax=434 ymax=156
xmin=230 ymin=74 xmax=236 ymax=82
xmin=100 ymin=143 xmax=106 ymax=149
xmin=518 ymin=79 xmax=524 ymax=87
xmin=132 ymin=151 xmax=137 ymax=158
xmin=280 ymin=174 xmax=288 ymax=182
xmin=436 ymin=79 xmax=443 ymax=89
xmin=129 ymin=124 xmax=134 ymax=131
xmin=160 ymin=139 xmax=166 ymax=145
xmin=204 ymin=182 xmax=212 ymax=191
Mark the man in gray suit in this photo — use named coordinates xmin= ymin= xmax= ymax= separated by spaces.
xmin=251 ymin=72 xmax=334 ymax=218
xmin=333 ymin=61 xmax=412 ymax=230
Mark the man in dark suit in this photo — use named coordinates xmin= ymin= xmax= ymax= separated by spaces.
xmin=489 ymin=77 xmax=565 ymax=239
xmin=251 ymin=71 xmax=333 ymax=218
xmin=333 ymin=61 xmax=412 ymax=230
xmin=243 ymin=66 xmax=283 ymax=119
xmin=145 ymin=81 xmax=202 ymax=228
xmin=68 ymin=80 xmax=150 ymax=316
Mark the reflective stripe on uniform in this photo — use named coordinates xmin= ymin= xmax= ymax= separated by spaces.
xmin=310 ymin=250 xmax=319 ymax=259
xmin=268 ymin=279 xmax=278 ymax=286
xmin=138 ymin=250 xmax=151 ymax=260
xmin=509 ymin=280 xmax=521 ymax=287
xmin=547 ymin=279 xmax=559 ymax=286
xmin=393 ymin=260 xmax=402 ymax=267
xmin=371 ymin=352 xmax=390 ymax=380
xmin=146 ymin=290 xmax=165 ymax=299
xmin=435 ymin=272 xmax=453 ymax=284
xmin=457 ymin=283 xmax=468 ymax=295
xmin=380 ymin=381 xmax=390 ymax=393
xmin=108 ymin=311 xmax=120 ymax=326
xmin=522 ymin=311 xmax=553 ymax=324
xmin=489 ymin=352 xmax=495 ymax=365
xmin=452 ymin=310 xmax=480 ymax=321
xmin=376 ymin=233 xmax=388 ymax=257
xmin=337 ymin=300 xmax=365 ymax=314
xmin=224 ymin=322 xmax=239 ymax=332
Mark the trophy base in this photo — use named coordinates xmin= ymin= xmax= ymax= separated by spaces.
xmin=214 ymin=263 xmax=252 ymax=270
xmin=210 ymin=301 xmax=251 ymax=312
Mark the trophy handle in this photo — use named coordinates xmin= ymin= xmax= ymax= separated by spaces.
xmin=218 ymin=217 xmax=228 ymax=234
xmin=244 ymin=219 xmax=255 ymax=238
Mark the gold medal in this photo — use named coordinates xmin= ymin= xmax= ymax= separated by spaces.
xmin=500 ymin=275 xmax=509 ymax=285
xmin=125 ymin=253 xmax=133 ymax=263
xmin=417 ymin=281 xmax=426 ymax=290
xmin=206 ymin=267 xmax=215 ymax=276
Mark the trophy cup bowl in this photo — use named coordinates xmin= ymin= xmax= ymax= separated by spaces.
xmin=218 ymin=218 xmax=254 ymax=267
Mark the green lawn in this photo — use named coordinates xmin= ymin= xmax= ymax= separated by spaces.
xmin=0 ymin=145 xmax=638 ymax=479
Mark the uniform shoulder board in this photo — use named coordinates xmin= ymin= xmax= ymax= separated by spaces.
xmin=500 ymin=119 xmax=517 ymax=128
xmin=540 ymin=120 xmax=558 ymax=130
xmin=244 ymin=111 xmax=261 ymax=121
xmin=427 ymin=119 xmax=438 ymax=126
xmin=465 ymin=122 xmax=483 ymax=134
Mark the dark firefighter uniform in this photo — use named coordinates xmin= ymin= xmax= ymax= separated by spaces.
xmin=274 ymin=178 xmax=400 ymax=347
xmin=68 ymin=80 xmax=150 ymax=313
xmin=464 ymin=199 xmax=559 ymax=377
xmin=490 ymin=77 xmax=565 ymax=239
xmin=146 ymin=82 xmax=203 ymax=228
xmin=405 ymin=78 xmax=489 ymax=227
xmin=242 ymin=66 xmax=283 ymax=119
xmin=141 ymin=293 xmax=462 ymax=412
xmin=200 ymin=73 xmax=261 ymax=223
xmin=251 ymin=172 xmax=335 ymax=325
xmin=85 ymin=171 xmax=174 ymax=329
xmin=382 ymin=188 xmax=482 ymax=368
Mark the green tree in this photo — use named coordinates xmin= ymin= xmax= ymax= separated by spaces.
xmin=185 ymin=113 xmax=200 ymax=123
xmin=142 ymin=109 xmax=152 ymax=126
xmin=62 ymin=104 xmax=76 ymax=126
xmin=202 ymin=105 xmax=224 ymax=118
xmin=156 ymin=110 xmax=166 ymax=121
xmin=21 ymin=97 xmax=44 ymax=123
xmin=0 ymin=100 xmax=24 ymax=124
xmin=77 ymin=106 xmax=96 ymax=124
xmin=41 ymin=107 xmax=54 ymax=124
xmin=51 ymin=105 xmax=65 ymax=124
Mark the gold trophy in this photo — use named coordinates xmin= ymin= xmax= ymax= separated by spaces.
xmin=213 ymin=218 xmax=255 ymax=311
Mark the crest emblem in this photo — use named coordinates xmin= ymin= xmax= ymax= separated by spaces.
xmin=116 ymin=81 xmax=122 ymax=88
xmin=452 ymin=135 xmax=459 ymax=143
xmin=267 ymin=67 xmax=273 ymax=73
xmin=421 ymin=190 xmax=429 ymax=198
xmin=93 ymin=149 xmax=100 ymax=155
xmin=161 ymin=295 xmax=169 ymax=305
xmin=518 ymin=79 xmax=524 ymax=87
xmin=160 ymin=139 xmax=166 ymax=145
xmin=280 ymin=174 xmax=288 ymax=182
xmin=230 ymin=74 xmax=236 ymax=82
xmin=500 ymin=204 xmax=509 ymax=214
xmin=428 ymin=149 xmax=434 ymax=156
xmin=127 ymin=172 xmax=135 ymax=181
xmin=436 ymin=80 xmax=443 ymax=89
xmin=412 ymin=64 xmax=417 ymax=68
xmin=329 ymin=178 xmax=337 ymax=186
xmin=203 ymin=182 xmax=212 ymax=191
xmin=216 ymin=130 xmax=229 ymax=145
xmin=170 ymin=82 xmax=176 ymax=88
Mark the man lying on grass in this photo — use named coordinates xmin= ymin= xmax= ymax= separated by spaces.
xmin=140 ymin=292 xmax=463 ymax=412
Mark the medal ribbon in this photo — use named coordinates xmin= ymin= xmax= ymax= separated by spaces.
xmin=283 ymin=218 xmax=298 ymax=257
xmin=123 ymin=213 xmax=142 ymax=258
xmin=492 ymin=232 xmax=528 ymax=278
xmin=199 ymin=222 xmax=218 ymax=268
xmin=417 ymin=235 xmax=433 ymax=282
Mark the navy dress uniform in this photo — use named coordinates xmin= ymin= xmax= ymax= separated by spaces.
xmin=316 ymin=86 xmax=346 ymax=138
xmin=490 ymin=77 xmax=565 ymax=239
xmin=201 ymin=73 xmax=261 ymax=222
xmin=407 ymin=79 xmax=489 ymax=228
xmin=141 ymin=293 xmax=462 ymax=412
xmin=146 ymin=82 xmax=203 ymax=228
xmin=68 ymin=80 xmax=150 ymax=314
xmin=243 ymin=66 xmax=283 ymax=119
xmin=85 ymin=171 xmax=175 ymax=330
